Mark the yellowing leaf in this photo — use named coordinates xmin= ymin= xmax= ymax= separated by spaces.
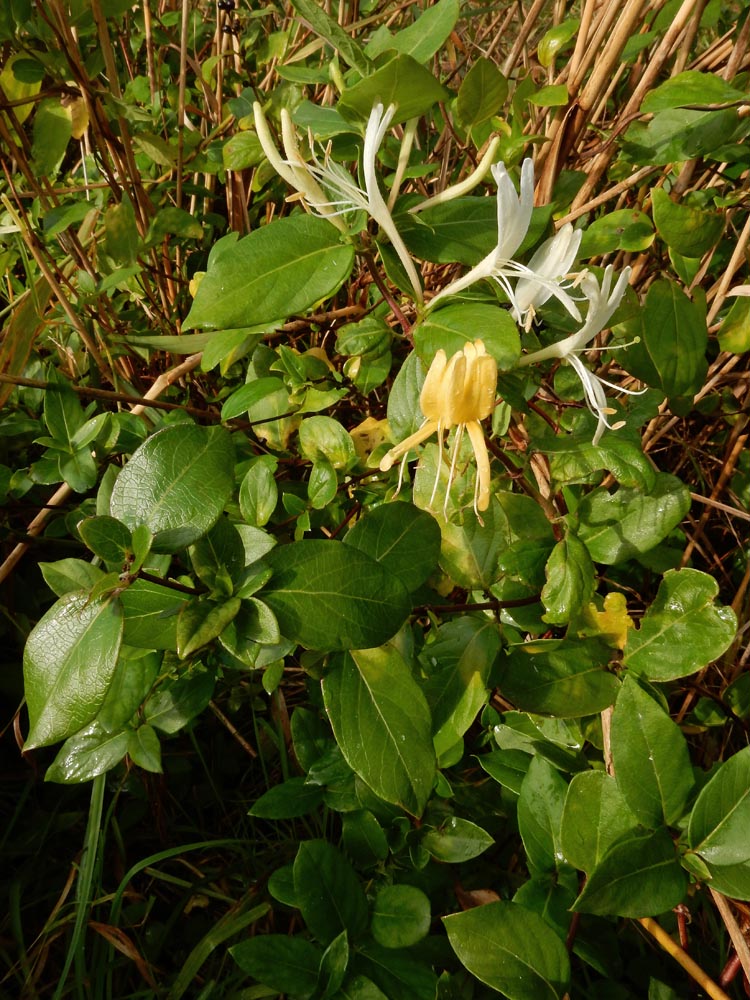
xmin=583 ymin=592 xmax=634 ymax=649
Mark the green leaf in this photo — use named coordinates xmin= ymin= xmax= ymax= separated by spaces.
xmin=110 ymin=424 xmax=234 ymax=552
xmin=578 ymin=209 xmax=654 ymax=257
xmin=537 ymin=19 xmax=580 ymax=68
xmin=640 ymin=70 xmax=747 ymax=113
xmin=299 ymin=416 xmax=356 ymax=469
xmin=421 ymin=616 xmax=499 ymax=755
xmin=718 ymin=295 xmax=750 ymax=354
xmin=220 ymin=376 xmax=284 ymax=421
xmin=619 ymin=279 xmax=707 ymax=398
xmin=32 ymin=98 xmax=72 ymax=177
xmin=45 ymin=722 xmax=130 ymax=783
xmin=343 ymin=501 xmax=441 ymax=593
xmin=184 ymin=216 xmax=354 ymax=331
xmin=120 ymin=579 xmax=187 ymax=650
xmin=499 ymin=638 xmax=620 ymax=718
xmin=371 ymin=886 xmax=431 ymax=949
xmin=623 ymin=569 xmax=736 ymax=681
xmin=322 ymin=647 xmax=435 ymax=817
xmin=422 ymin=816 xmax=494 ymax=863
xmin=189 ymin=517 xmax=246 ymax=593
xmin=413 ymin=303 xmax=520 ymax=371
xmin=456 ymin=57 xmax=508 ymax=130
xmin=293 ymin=840 xmax=368 ymax=945
xmin=39 ymin=558 xmax=104 ymax=598
xmin=527 ymin=84 xmax=570 ymax=108
xmin=688 ymin=747 xmax=750 ymax=865
xmin=24 ymin=593 xmax=124 ymax=749
xmin=439 ymin=497 xmax=506 ymax=589
xmin=261 ymin=540 xmax=411 ymax=651
xmin=541 ymin=431 xmax=656 ymax=492
xmin=143 ymin=670 xmax=215 ymax=734
xmin=250 ymin=776 xmax=324 ymax=819
xmin=541 ymin=531 xmax=595 ymax=625
xmin=239 ymin=457 xmax=278 ymax=527
xmin=517 ymin=757 xmax=569 ymax=874
xmin=572 ymin=828 xmax=687 ymax=918
xmin=342 ymin=810 xmax=389 ymax=867
xmin=288 ymin=0 xmax=370 ymax=73
xmin=386 ymin=349 xmax=425 ymax=441
xmin=399 ymin=198 xmax=500 ymax=266
xmin=230 ymin=934 xmax=321 ymax=998
xmin=127 ymin=724 xmax=162 ymax=773
xmin=78 ymin=515 xmax=133 ymax=566
xmin=366 ymin=0 xmax=458 ymax=64
xmin=560 ymin=771 xmax=640 ymax=873
xmin=176 ymin=596 xmax=241 ymax=658
xmin=480 ymin=748 xmax=532 ymax=795
xmin=44 ymin=369 xmax=85 ymax=445
xmin=611 ymin=676 xmax=694 ymax=827
xmin=356 ymin=943 xmax=438 ymax=1000
xmin=443 ymin=901 xmax=570 ymax=1000
xmin=651 ymin=188 xmax=724 ymax=257
xmin=319 ymin=931 xmax=349 ymax=999
xmin=97 ymin=648 xmax=159 ymax=733
xmin=577 ymin=472 xmax=691 ymax=565
xmin=339 ymin=54 xmax=450 ymax=124
xmin=104 ymin=196 xmax=140 ymax=265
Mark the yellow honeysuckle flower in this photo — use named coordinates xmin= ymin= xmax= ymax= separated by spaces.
xmin=380 ymin=340 xmax=498 ymax=516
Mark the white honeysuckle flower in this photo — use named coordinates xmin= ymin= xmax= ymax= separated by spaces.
xmin=253 ymin=101 xmax=423 ymax=303
xmin=426 ymin=158 xmax=580 ymax=324
xmin=512 ymin=222 xmax=583 ymax=327
xmin=517 ymin=264 xmax=643 ymax=445
xmin=380 ymin=340 xmax=498 ymax=517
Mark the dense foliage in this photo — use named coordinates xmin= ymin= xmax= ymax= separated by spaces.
xmin=2 ymin=1 xmax=750 ymax=998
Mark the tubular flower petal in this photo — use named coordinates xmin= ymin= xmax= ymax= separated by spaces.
xmin=253 ymin=101 xmax=423 ymax=303
xmin=517 ymin=264 xmax=644 ymax=444
xmin=380 ymin=340 xmax=498 ymax=516
xmin=426 ymin=159 xmax=580 ymax=324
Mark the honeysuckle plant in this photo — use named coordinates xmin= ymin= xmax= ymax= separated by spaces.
xmin=10 ymin=8 xmax=746 ymax=999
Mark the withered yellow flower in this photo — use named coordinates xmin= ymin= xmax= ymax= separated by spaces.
xmin=380 ymin=340 xmax=497 ymax=515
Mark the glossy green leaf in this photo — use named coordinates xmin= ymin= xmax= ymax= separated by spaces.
xmin=220 ymin=376 xmax=283 ymax=421
xmin=456 ymin=57 xmax=508 ymax=130
xmin=319 ymin=931 xmax=349 ymax=999
xmin=578 ymin=209 xmax=654 ymax=257
xmin=250 ymin=776 xmax=324 ymax=819
xmin=619 ymin=279 xmax=707 ymax=398
xmin=541 ymin=431 xmax=656 ymax=492
xmin=422 ymin=816 xmax=494 ymax=863
xmin=143 ymin=670 xmax=216 ymax=734
xmin=97 ymin=649 xmax=159 ymax=733
xmin=537 ymin=19 xmax=580 ymax=67
xmin=230 ymin=934 xmax=321 ymax=998
xmin=322 ymin=647 xmax=435 ymax=817
xmin=422 ymin=616 xmax=499 ymax=755
xmin=560 ymin=770 xmax=640 ymax=873
xmin=110 ymin=424 xmax=234 ymax=552
xmin=32 ymin=99 xmax=72 ymax=177
xmin=339 ymin=54 xmax=449 ymax=124
xmin=45 ymin=721 xmax=130 ymax=784
xmin=499 ymin=638 xmax=620 ymax=718
xmin=577 ymin=472 xmax=691 ymax=565
xmin=371 ymin=885 xmax=431 ymax=949
xmin=572 ymin=828 xmax=687 ymax=917
xmin=43 ymin=369 xmax=84 ymax=445
xmin=184 ymin=216 xmax=354 ymax=331
xmin=541 ymin=531 xmax=595 ymax=625
xmin=293 ymin=840 xmax=368 ymax=945
xmin=703 ymin=860 xmax=750 ymax=901
xmin=651 ymin=188 xmax=724 ymax=257
xmin=365 ymin=0 xmax=458 ymax=64
xmin=120 ymin=579 xmax=187 ymax=650
xmin=624 ymin=569 xmax=736 ymax=680
xmin=480 ymin=748 xmax=532 ymax=795
xmin=413 ymin=303 xmax=520 ymax=371
xmin=239 ymin=457 xmax=278 ymax=527
xmin=127 ymin=724 xmax=162 ymax=773
xmin=262 ymin=540 xmax=410 ymax=650
xmin=78 ymin=515 xmax=132 ymax=566
xmin=343 ymin=501 xmax=441 ymax=593
xmin=439 ymin=497 xmax=506 ymax=589
xmin=299 ymin=416 xmax=356 ymax=469
xmin=611 ymin=676 xmax=694 ymax=827
xmin=640 ymin=70 xmax=746 ymax=113
xmin=176 ymin=596 xmax=241 ymax=658
xmin=444 ymin=901 xmax=570 ymax=1000
xmin=399 ymin=198 xmax=499 ymax=266
xmin=342 ymin=810 xmax=389 ymax=867
xmin=24 ymin=593 xmax=123 ymax=749
xmin=688 ymin=747 xmax=750 ymax=864
xmin=39 ymin=558 xmax=104 ymax=598
xmin=189 ymin=517 xmax=246 ymax=593
xmin=517 ymin=757 xmax=569 ymax=874
xmin=356 ymin=943 xmax=438 ymax=1000
xmin=718 ymin=295 xmax=750 ymax=354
